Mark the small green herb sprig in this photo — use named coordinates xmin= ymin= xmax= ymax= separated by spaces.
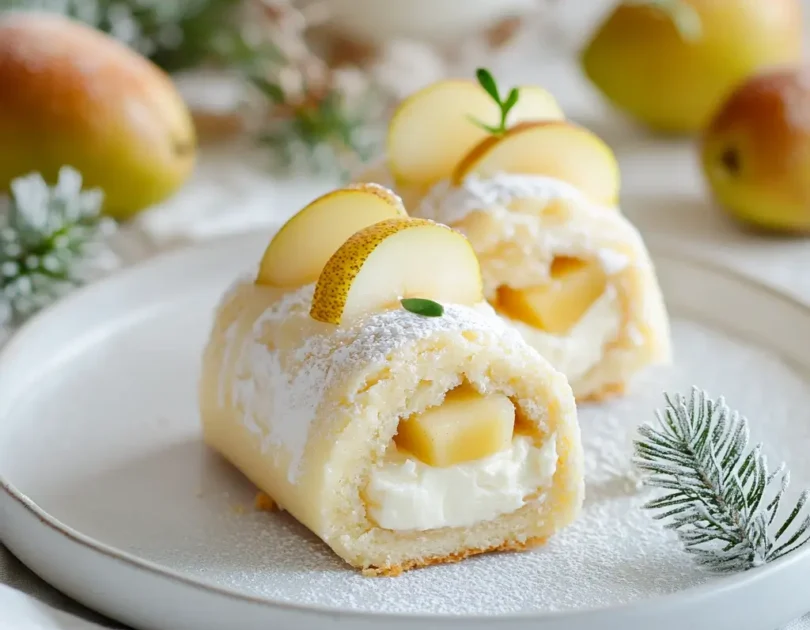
xmin=634 ymin=388 xmax=810 ymax=573
xmin=401 ymin=298 xmax=444 ymax=318
xmin=469 ymin=68 xmax=520 ymax=136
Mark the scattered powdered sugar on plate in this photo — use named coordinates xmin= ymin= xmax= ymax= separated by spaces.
xmin=9 ymin=279 xmax=810 ymax=618
xmin=138 ymin=316 xmax=810 ymax=615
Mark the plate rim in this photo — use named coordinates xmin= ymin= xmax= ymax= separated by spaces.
xmin=1 ymin=233 xmax=810 ymax=623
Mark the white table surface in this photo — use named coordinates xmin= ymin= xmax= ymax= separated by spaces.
xmin=3 ymin=2 xmax=810 ymax=627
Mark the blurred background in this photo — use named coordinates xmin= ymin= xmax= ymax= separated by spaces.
xmin=1 ymin=0 xmax=810 ymax=335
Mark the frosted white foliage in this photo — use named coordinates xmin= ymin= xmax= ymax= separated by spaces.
xmin=634 ymin=387 xmax=810 ymax=573
xmin=0 ymin=167 xmax=117 ymax=333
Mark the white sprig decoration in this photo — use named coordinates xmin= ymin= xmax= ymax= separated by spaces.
xmin=0 ymin=167 xmax=117 ymax=336
xmin=634 ymin=387 xmax=810 ymax=573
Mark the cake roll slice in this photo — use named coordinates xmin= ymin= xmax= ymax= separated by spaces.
xmin=200 ymin=188 xmax=584 ymax=575
xmin=355 ymin=75 xmax=671 ymax=401
xmin=417 ymin=175 xmax=672 ymax=401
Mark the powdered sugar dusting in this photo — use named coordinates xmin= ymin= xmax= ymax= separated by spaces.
xmin=598 ymin=248 xmax=632 ymax=275
xmin=419 ymin=173 xmax=607 ymax=226
xmin=223 ymin=282 xmax=523 ymax=482
xmin=13 ymin=276 xmax=810 ymax=618
xmin=416 ymin=174 xmax=635 ymax=286
xmin=225 ymin=284 xmax=318 ymax=482
xmin=305 ymin=301 xmax=521 ymax=379
xmin=138 ymin=316 xmax=810 ymax=615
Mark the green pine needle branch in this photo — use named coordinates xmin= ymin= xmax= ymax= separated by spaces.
xmin=634 ymin=388 xmax=810 ymax=573
xmin=0 ymin=167 xmax=117 ymax=333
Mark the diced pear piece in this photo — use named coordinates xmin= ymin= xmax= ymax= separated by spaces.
xmin=452 ymin=121 xmax=620 ymax=207
xmin=256 ymin=184 xmax=407 ymax=288
xmin=497 ymin=257 xmax=608 ymax=335
xmin=310 ymin=217 xmax=483 ymax=325
xmin=386 ymin=79 xmax=564 ymax=191
xmin=394 ymin=385 xmax=515 ymax=467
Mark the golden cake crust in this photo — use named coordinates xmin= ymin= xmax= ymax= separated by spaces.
xmin=361 ymin=535 xmax=549 ymax=577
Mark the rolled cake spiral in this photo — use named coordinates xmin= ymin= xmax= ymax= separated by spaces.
xmin=200 ymin=186 xmax=584 ymax=575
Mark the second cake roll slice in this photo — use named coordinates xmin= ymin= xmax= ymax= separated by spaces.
xmin=356 ymin=74 xmax=671 ymax=401
xmin=418 ymin=174 xmax=671 ymax=401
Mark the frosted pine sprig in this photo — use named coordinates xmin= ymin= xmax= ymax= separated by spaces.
xmin=0 ymin=167 xmax=117 ymax=335
xmin=634 ymin=387 xmax=810 ymax=573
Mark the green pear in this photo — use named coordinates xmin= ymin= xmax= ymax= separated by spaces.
xmin=0 ymin=13 xmax=196 ymax=220
xmin=581 ymin=0 xmax=803 ymax=134
xmin=702 ymin=68 xmax=810 ymax=233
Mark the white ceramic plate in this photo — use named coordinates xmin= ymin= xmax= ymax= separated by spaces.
xmin=1 ymin=234 xmax=810 ymax=630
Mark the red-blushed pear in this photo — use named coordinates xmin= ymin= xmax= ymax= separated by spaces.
xmin=0 ymin=13 xmax=196 ymax=220
xmin=702 ymin=68 xmax=810 ymax=233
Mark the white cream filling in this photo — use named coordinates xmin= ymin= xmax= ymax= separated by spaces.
xmin=366 ymin=435 xmax=557 ymax=531
xmin=505 ymin=288 xmax=621 ymax=384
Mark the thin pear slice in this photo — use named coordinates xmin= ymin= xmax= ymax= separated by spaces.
xmin=256 ymin=184 xmax=407 ymax=288
xmin=386 ymin=79 xmax=563 ymax=191
xmin=452 ymin=121 xmax=620 ymax=206
xmin=310 ymin=217 xmax=483 ymax=325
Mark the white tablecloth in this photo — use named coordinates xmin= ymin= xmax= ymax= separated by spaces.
xmin=4 ymin=4 xmax=810 ymax=626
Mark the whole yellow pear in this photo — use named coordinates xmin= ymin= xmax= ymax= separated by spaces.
xmin=0 ymin=13 xmax=197 ymax=220
xmin=581 ymin=0 xmax=802 ymax=134
xmin=702 ymin=68 xmax=810 ymax=233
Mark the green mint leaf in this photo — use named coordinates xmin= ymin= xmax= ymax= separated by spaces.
xmin=501 ymin=87 xmax=520 ymax=129
xmin=466 ymin=115 xmax=504 ymax=136
xmin=503 ymin=87 xmax=520 ymax=112
xmin=475 ymin=68 xmax=501 ymax=104
xmin=401 ymin=298 xmax=444 ymax=317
